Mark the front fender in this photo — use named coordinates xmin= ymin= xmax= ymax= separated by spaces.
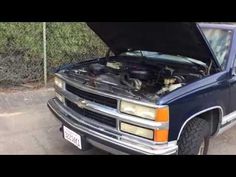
xmin=158 ymin=71 xmax=230 ymax=141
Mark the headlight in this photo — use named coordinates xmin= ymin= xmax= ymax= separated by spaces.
xmin=56 ymin=92 xmax=65 ymax=103
xmin=54 ymin=77 xmax=64 ymax=89
xmin=120 ymin=122 xmax=169 ymax=142
xmin=120 ymin=100 xmax=169 ymax=122
xmin=120 ymin=122 xmax=154 ymax=140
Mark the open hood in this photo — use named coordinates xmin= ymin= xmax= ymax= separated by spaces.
xmin=87 ymin=22 xmax=219 ymax=67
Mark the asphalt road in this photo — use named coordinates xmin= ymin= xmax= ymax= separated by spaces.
xmin=0 ymin=88 xmax=234 ymax=155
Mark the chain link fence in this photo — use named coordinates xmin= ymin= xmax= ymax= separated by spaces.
xmin=0 ymin=23 xmax=43 ymax=87
xmin=0 ymin=22 xmax=107 ymax=88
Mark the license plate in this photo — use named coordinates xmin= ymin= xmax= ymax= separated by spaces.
xmin=63 ymin=126 xmax=82 ymax=149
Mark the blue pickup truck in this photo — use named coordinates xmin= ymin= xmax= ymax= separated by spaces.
xmin=48 ymin=22 xmax=236 ymax=155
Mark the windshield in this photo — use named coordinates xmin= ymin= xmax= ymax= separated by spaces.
xmin=201 ymin=28 xmax=232 ymax=69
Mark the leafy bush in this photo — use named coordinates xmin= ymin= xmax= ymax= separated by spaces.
xmin=0 ymin=23 xmax=43 ymax=85
xmin=0 ymin=23 xmax=43 ymax=59
xmin=0 ymin=22 xmax=107 ymax=86
xmin=47 ymin=22 xmax=107 ymax=69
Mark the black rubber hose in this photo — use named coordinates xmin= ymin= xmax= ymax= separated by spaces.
xmin=120 ymin=72 xmax=136 ymax=90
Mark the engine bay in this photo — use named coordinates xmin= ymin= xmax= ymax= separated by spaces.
xmin=62 ymin=57 xmax=208 ymax=103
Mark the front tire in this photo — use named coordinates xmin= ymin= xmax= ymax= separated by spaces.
xmin=178 ymin=118 xmax=210 ymax=155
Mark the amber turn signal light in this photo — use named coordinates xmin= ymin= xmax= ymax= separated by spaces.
xmin=155 ymin=107 xmax=169 ymax=122
xmin=154 ymin=129 xmax=169 ymax=143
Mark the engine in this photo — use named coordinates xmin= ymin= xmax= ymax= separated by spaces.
xmin=66 ymin=60 xmax=205 ymax=102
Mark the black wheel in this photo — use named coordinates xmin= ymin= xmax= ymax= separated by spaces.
xmin=177 ymin=118 xmax=210 ymax=155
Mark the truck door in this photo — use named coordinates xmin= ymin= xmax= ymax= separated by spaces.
xmin=229 ymin=54 xmax=236 ymax=113
xmin=226 ymin=30 xmax=236 ymax=114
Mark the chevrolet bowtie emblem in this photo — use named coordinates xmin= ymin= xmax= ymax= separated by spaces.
xmin=76 ymin=99 xmax=88 ymax=108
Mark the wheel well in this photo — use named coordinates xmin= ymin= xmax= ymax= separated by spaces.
xmin=193 ymin=109 xmax=222 ymax=136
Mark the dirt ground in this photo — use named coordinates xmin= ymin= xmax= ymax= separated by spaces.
xmin=0 ymin=87 xmax=234 ymax=155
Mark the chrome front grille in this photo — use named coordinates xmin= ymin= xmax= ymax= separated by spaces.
xmin=65 ymin=99 xmax=117 ymax=128
xmin=65 ymin=84 xmax=118 ymax=108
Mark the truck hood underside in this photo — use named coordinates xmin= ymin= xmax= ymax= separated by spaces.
xmin=87 ymin=22 xmax=219 ymax=68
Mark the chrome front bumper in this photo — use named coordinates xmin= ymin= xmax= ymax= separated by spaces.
xmin=48 ymin=98 xmax=178 ymax=155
